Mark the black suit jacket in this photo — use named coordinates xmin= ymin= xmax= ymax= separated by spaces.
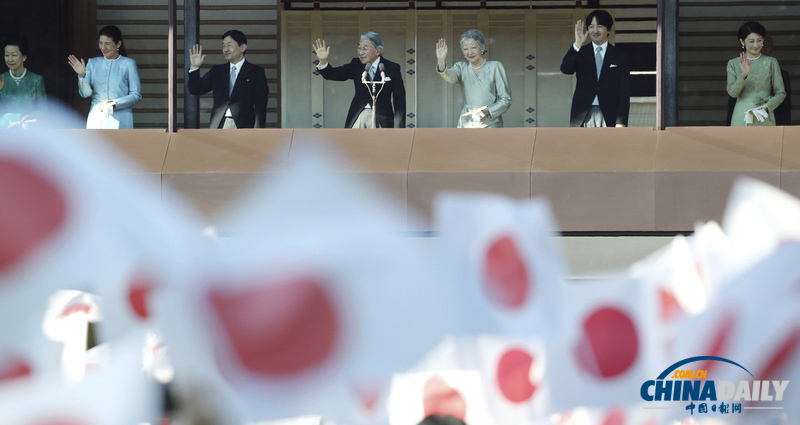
xmin=318 ymin=57 xmax=406 ymax=128
xmin=188 ymin=59 xmax=269 ymax=128
xmin=561 ymin=43 xmax=631 ymax=127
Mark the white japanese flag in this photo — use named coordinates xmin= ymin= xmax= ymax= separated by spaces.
xmin=0 ymin=333 xmax=162 ymax=425
xmin=0 ymin=115 xmax=203 ymax=384
xmin=628 ymin=235 xmax=708 ymax=364
xmin=721 ymin=177 xmax=800 ymax=281
xmin=474 ymin=335 xmax=551 ymax=425
xmin=548 ymin=277 xmax=664 ymax=412
xmin=672 ymin=241 xmax=800 ymax=425
xmin=388 ymin=370 xmax=492 ymax=425
xmin=434 ymin=193 xmax=571 ymax=340
xmin=156 ymin=148 xmax=459 ymax=424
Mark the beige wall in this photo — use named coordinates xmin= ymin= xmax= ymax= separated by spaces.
xmin=81 ymin=125 xmax=800 ymax=234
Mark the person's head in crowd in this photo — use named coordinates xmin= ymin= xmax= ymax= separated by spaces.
xmin=459 ymin=29 xmax=487 ymax=66
xmin=417 ymin=414 xmax=468 ymax=425
xmin=585 ymin=9 xmax=613 ymax=46
xmin=737 ymin=21 xmax=766 ymax=58
xmin=4 ymin=34 xmax=29 ymax=75
xmin=98 ymin=25 xmax=126 ymax=59
xmin=221 ymin=29 xmax=247 ymax=64
xmin=358 ymin=31 xmax=383 ymax=64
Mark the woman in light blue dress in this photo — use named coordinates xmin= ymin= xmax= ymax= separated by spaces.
xmin=67 ymin=25 xmax=141 ymax=129
xmin=435 ymin=29 xmax=512 ymax=128
xmin=0 ymin=35 xmax=47 ymax=128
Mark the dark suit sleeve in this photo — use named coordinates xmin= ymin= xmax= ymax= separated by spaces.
xmin=254 ymin=65 xmax=269 ymax=128
xmin=188 ymin=67 xmax=214 ymax=96
xmin=392 ymin=64 xmax=406 ymax=128
xmin=615 ymin=50 xmax=631 ymax=126
xmin=560 ymin=46 xmax=581 ymax=75
xmin=317 ymin=59 xmax=357 ymax=81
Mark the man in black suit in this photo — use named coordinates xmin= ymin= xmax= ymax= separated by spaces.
xmin=188 ymin=30 xmax=269 ymax=128
xmin=313 ymin=32 xmax=406 ymax=128
xmin=560 ymin=10 xmax=630 ymax=127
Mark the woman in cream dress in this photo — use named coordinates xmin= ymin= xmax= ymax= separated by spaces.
xmin=436 ymin=29 xmax=511 ymax=128
xmin=727 ymin=21 xmax=785 ymax=126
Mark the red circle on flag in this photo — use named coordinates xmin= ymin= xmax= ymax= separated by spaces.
xmin=496 ymin=348 xmax=537 ymax=403
xmin=601 ymin=407 xmax=626 ymax=425
xmin=128 ymin=276 xmax=157 ymax=320
xmin=0 ymin=354 xmax=32 ymax=382
xmin=0 ymin=158 xmax=67 ymax=275
xmin=484 ymin=235 xmax=531 ymax=309
xmin=575 ymin=306 xmax=639 ymax=378
xmin=59 ymin=303 xmax=92 ymax=319
xmin=423 ymin=376 xmax=467 ymax=420
xmin=658 ymin=287 xmax=684 ymax=324
xmin=208 ymin=277 xmax=339 ymax=377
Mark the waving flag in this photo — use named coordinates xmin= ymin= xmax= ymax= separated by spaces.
xmin=0 ymin=334 xmax=162 ymax=425
xmin=0 ymin=114 xmax=203 ymax=395
xmin=548 ymin=276 xmax=664 ymax=412
xmin=156 ymin=148 xmax=459 ymax=423
xmin=434 ymin=193 xmax=571 ymax=340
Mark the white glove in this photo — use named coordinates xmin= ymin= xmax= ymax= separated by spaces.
xmin=745 ymin=107 xmax=768 ymax=124
xmin=470 ymin=108 xmax=485 ymax=123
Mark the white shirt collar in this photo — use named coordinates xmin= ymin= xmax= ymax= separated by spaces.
xmin=592 ymin=41 xmax=609 ymax=53
xmin=370 ymin=56 xmax=381 ymax=72
xmin=230 ymin=58 xmax=245 ymax=72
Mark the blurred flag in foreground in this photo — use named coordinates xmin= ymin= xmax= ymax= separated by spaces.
xmin=156 ymin=148 xmax=459 ymax=424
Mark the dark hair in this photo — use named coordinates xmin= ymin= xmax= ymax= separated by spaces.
xmin=222 ymin=30 xmax=247 ymax=50
xmin=98 ymin=25 xmax=127 ymax=57
xmin=737 ymin=21 xmax=766 ymax=43
xmin=586 ymin=9 xmax=614 ymax=30
xmin=417 ymin=415 xmax=467 ymax=425
xmin=3 ymin=34 xmax=29 ymax=56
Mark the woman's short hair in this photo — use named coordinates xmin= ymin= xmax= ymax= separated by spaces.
xmin=3 ymin=34 xmax=29 ymax=56
xmin=737 ymin=21 xmax=766 ymax=41
xmin=360 ymin=31 xmax=384 ymax=51
xmin=460 ymin=29 xmax=487 ymax=53
xmin=98 ymin=25 xmax=127 ymax=57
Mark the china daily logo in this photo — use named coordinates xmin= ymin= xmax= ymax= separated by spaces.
xmin=640 ymin=356 xmax=789 ymax=415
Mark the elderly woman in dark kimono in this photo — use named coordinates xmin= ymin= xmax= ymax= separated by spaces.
xmin=435 ymin=29 xmax=511 ymax=128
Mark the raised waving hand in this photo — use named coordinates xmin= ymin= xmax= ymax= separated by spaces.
xmin=67 ymin=55 xmax=87 ymax=78
xmin=313 ymin=39 xmax=330 ymax=67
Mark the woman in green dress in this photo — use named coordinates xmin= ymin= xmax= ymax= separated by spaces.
xmin=0 ymin=35 xmax=47 ymax=128
xmin=727 ymin=21 xmax=785 ymax=126
xmin=436 ymin=29 xmax=511 ymax=128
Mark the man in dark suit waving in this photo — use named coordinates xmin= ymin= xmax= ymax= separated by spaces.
xmin=188 ymin=30 xmax=269 ymax=128
xmin=560 ymin=10 xmax=630 ymax=127
xmin=313 ymin=32 xmax=406 ymax=128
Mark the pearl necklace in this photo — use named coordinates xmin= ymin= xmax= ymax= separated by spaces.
xmin=471 ymin=58 xmax=486 ymax=71
xmin=9 ymin=69 xmax=26 ymax=85
xmin=747 ymin=53 xmax=761 ymax=61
